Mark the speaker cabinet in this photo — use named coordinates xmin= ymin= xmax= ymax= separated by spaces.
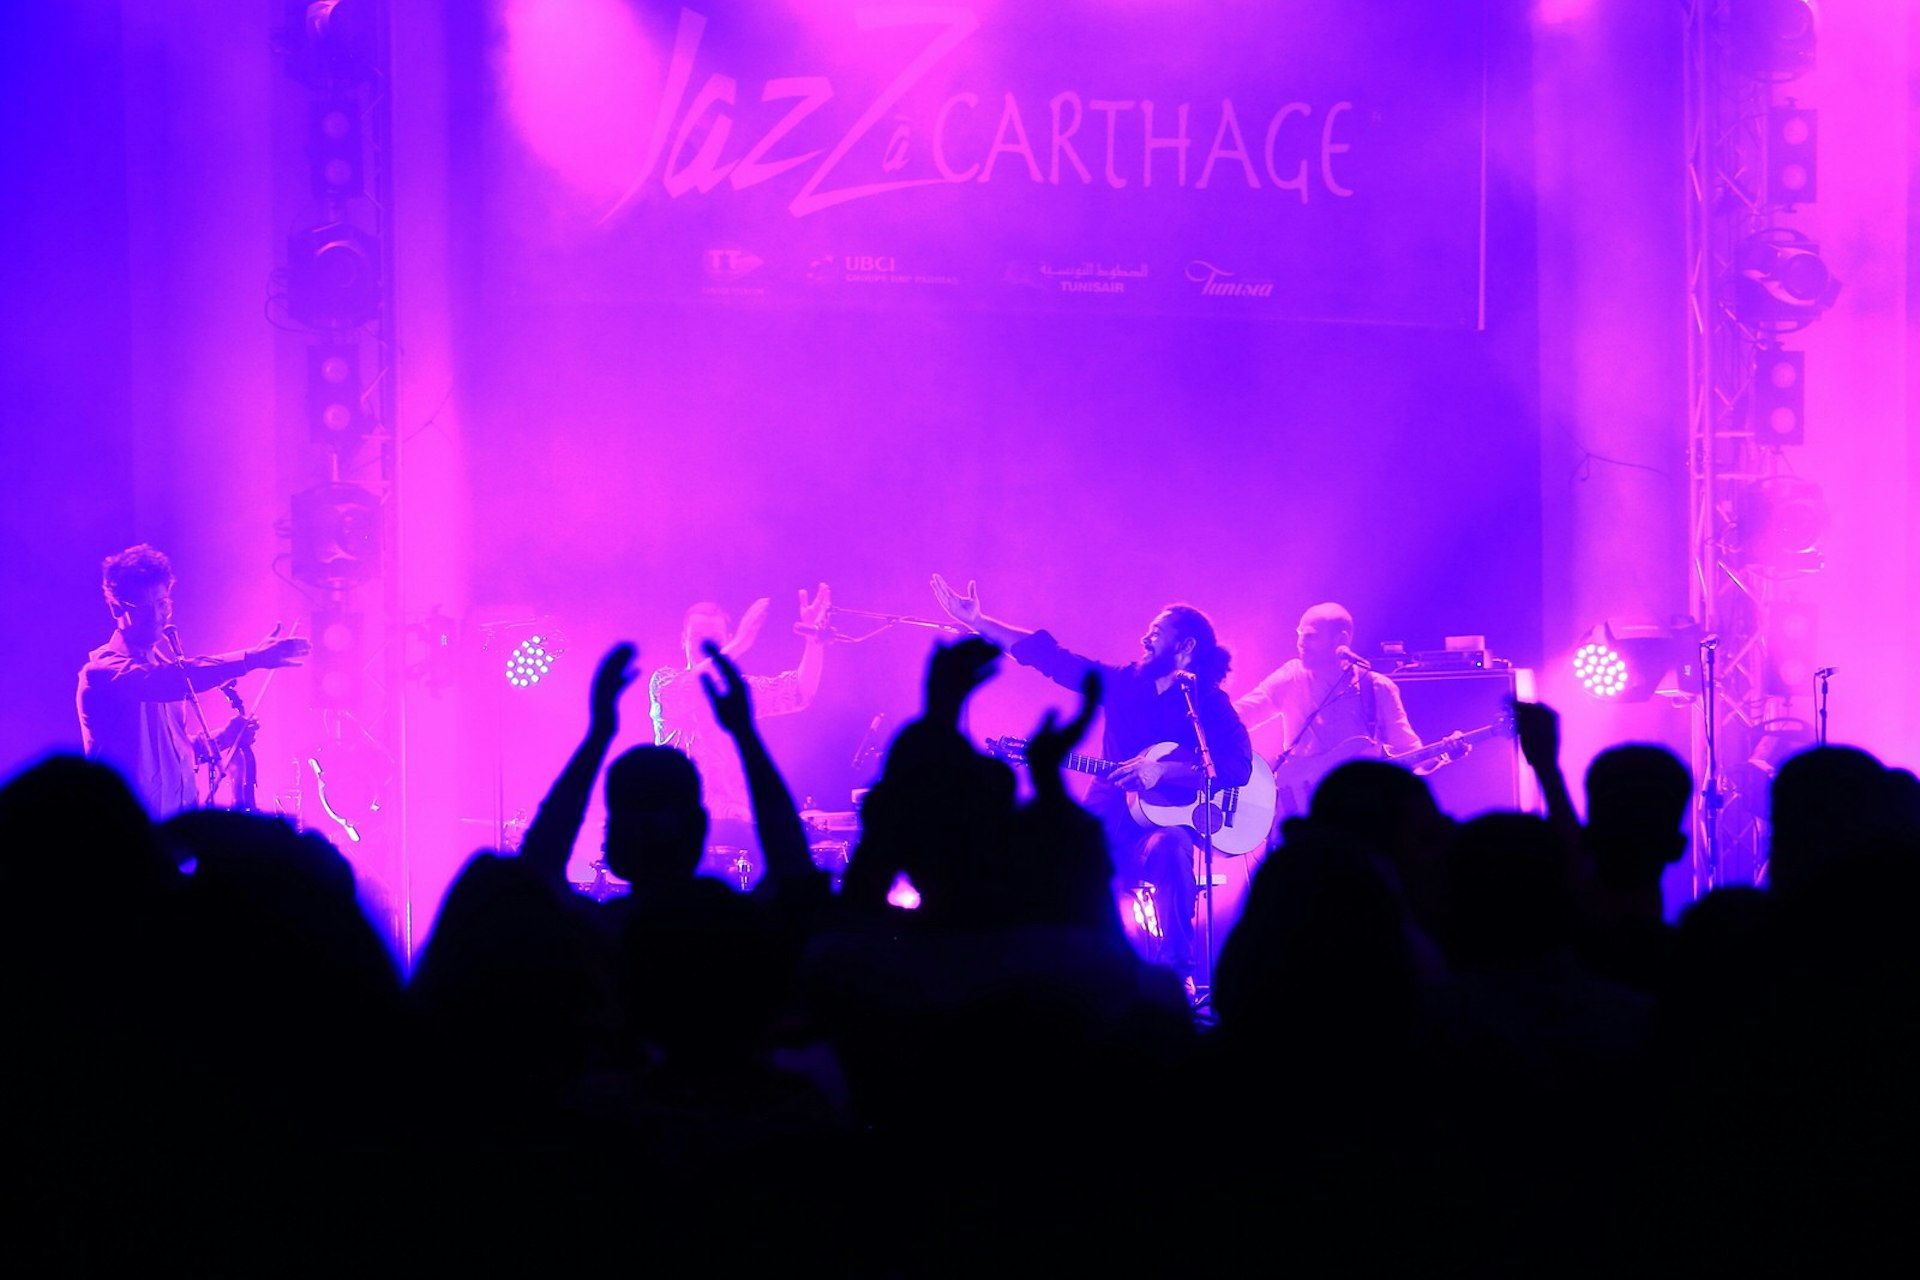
xmin=1388 ymin=668 xmax=1534 ymax=820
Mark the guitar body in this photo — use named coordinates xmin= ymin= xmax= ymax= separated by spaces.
xmin=1269 ymin=713 xmax=1517 ymax=823
xmin=986 ymin=737 xmax=1279 ymax=858
xmin=1271 ymin=735 xmax=1385 ymax=823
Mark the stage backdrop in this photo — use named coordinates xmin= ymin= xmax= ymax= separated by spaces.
xmin=430 ymin=0 xmax=1544 ymax=882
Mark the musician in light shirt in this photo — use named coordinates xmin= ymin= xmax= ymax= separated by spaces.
xmin=76 ymin=544 xmax=309 ymax=819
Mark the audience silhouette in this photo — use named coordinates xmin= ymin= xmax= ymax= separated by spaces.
xmin=8 ymin=650 xmax=1913 ymax=1273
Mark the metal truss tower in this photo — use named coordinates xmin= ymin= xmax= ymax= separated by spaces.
xmin=1683 ymin=0 xmax=1834 ymax=894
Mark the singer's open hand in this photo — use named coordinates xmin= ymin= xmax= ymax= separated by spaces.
xmin=249 ymin=624 xmax=310 ymax=669
xmin=929 ymin=574 xmax=983 ymax=628
xmin=797 ymin=582 xmax=832 ymax=637
xmin=723 ymin=598 xmax=771 ymax=659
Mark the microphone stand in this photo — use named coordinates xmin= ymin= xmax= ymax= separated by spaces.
xmin=800 ymin=606 xmax=966 ymax=645
xmin=1698 ymin=636 xmax=1722 ymax=894
xmin=1814 ymin=667 xmax=1835 ymax=746
xmin=1175 ymin=673 xmax=1219 ymax=1014
xmin=162 ymin=626 xmax=226 ymax=805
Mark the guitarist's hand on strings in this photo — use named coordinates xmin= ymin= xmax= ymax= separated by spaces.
xmin=215 ymin=712 xmax=259 ymax=753
xmin=1108 ymin=753 xmax=1169 ymax=793
xmin=1415 ymin=730 xmax=1473 ymax=775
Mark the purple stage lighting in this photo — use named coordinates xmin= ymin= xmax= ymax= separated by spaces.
xmin=505 ymin=635 xmax=557 ymax=688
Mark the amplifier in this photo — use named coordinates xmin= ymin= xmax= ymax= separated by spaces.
xmin=1389 ymin=668 xmax=1536 ymax=820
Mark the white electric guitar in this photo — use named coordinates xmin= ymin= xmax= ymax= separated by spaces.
xmin=984 ymin=737 xmax=1279 ymax=857
xmin=1270 ymin=709 xmax=1515 ymax=821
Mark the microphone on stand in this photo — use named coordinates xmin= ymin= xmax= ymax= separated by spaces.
xmin=1336 ymin=644 xmax=1373 ymax=670
xmin=161 ymin=624 xmax=185 ymax=657
xmin=1700 ymin=633 xmax=1720 ymax=651
xmin=851 ymin=712 xmax=888 ymax=771
xmin=794 ymin=607 xmax=838 ymax=640
xmin=1814 ymin=666 xmax=1838 ymax=678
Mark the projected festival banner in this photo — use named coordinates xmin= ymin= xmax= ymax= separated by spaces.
xmin=490 ymin=1 xmax=1488 ymax=327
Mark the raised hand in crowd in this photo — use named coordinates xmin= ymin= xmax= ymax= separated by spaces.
xmin=924 ymin=634 xmax=1002 ymax=731
xmin=701 ymin=641 xmax=816 ymax=893
xmin=591 ymin=640 xmax=639 ymax=734
xmin=518 ymin=641 xmax=638 ymax=882
xmin=1510 ymin=695 xmax=1577 ymax=844
xmin=700 ymin=638 xmax=756 ymax=737
xmin=1025 ymin=668 xmax=1101 ymax=802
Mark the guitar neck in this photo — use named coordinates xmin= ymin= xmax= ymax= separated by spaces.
xmin=1061 ymin=751 xmax=1116 ymax=778
xmin=1389 ymin=722 xmax=1501 ymax=769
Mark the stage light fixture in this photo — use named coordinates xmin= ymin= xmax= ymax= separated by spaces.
xmin=280 ymin=0 xmax=380 ymax=90
xmin=1766 ymin=104 xmax=1818 ymax=206
xmin=306 ymin=341 xmax=368 ymax=449
xmin=310 ymin=601 xmax=364 ymax=709
xmin=308 ymin=98 xmax=365 ymax=203
xmin=290 ymin=481 xmax=382 ymax=589
xmin=505 ymin=635 xmax=559 ymax=689
xmin=1730 ymin=0 xmax=1818 ymax=81
xmin=287 ymin=220 xmax=381 ymax=329
xmin=1572 ymin=620 xmax=1704 ymax=704
xmin=1733 ymin=228 xmax=1841 ymax=330
xmin=1730 ymin=476 xmax=1827 ymax=573
xmin=1749 ymin=346 xmax=1805 ymax=446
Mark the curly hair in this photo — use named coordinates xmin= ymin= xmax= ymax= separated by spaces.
xmin=101 ymin=543 xmax=173 ymax=610
xmin=1160 ymin=602 xmax=1232 ymax=688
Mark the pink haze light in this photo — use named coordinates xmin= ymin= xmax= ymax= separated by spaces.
xmin=497 ymin=0 xmax=661 ymax=201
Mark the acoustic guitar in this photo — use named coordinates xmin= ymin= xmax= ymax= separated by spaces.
xmin=984 ymin=737 xmax=1279 ymax=857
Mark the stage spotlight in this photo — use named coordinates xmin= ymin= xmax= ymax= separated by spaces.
xmin=1730 ymin=476 xmax=1828 ymax=573
xmin=290 ymin=481 xmax=382 ymax=588
xmin=280 ymin=0 xmax=380 ymax=89
xmin=1733 ymin=228 xmax=1841 ymax=330
xmin=505 ymin=635 xmax=559 ymax=689
xmin=287 ymin=220 xmax=382 ymax=329
xmin=1572 ymin=620 xmax=1703 ymax=703
xmin=1730 ymin=0 xmax=1818 ymax=81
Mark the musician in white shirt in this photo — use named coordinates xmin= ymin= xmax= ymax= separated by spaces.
xmin=1235 ymin=602 xmax=1425 ymax=769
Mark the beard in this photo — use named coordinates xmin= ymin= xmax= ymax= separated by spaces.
xmin=1139 ymin=648 xmax=1180 ymax=680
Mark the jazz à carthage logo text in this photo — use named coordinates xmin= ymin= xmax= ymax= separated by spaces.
xmin=598 ymin=7 xmax=1359 ymax=221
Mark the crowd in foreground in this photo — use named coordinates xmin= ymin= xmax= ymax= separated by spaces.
xmin=8 ymin=636 xmax=1916 ymax=1275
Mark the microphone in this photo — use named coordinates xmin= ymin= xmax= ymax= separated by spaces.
xmin=161 ymin=624 xmax=185 ymax=657
xmin=794 ymin=607 xmax=838 ymax=640
xmin=851 ymin=712 xmax=888 ymax=769
xmin=1336 ymin=644 xmax=1373 ymax=670
xmin=1700 ymin=634 xmax=1720 ymax=651
xmin=1814 ymin=666 xmax=1838 ymax=678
